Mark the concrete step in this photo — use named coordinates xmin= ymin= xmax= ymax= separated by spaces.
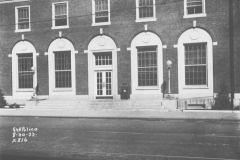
xmin=27 ymin=100 xmax=164 ymax=107
xmin=25 ymin=105 xmax=165 ymax=109
xmin=23 ymin=107 xmax=169 ymax=112
xmin=24 ymin=99 xmax=175 ymax=112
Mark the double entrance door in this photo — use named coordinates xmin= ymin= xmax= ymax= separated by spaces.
xmin=94 ymin=71 xmax=113 ymax=99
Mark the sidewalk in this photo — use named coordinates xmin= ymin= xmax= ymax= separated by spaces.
xmin=1 ymin=107 xmax=240 ymax=121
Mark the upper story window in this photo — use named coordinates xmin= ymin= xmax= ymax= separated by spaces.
xmin=92 ymin=0 xmax=111 ymax=26
xmin=184 ymin=0 xmax=206 ymax=18
xmin=136 ymin=0 xmax=156 ymax=22
xmin=15 ymin=6 xmax=30 ymax=32
xmin=52 ymin=2 xmax=69 ymax=29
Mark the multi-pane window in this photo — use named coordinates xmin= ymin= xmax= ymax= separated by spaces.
xmin=18 ymin=53 xmax=33 ymax=88
xmin=95 ymin=0 xmax=109 ymax=23
xmin=185 ymin=43 xmax=207 ymax=85
xmin=94 ymin=52 xmax=112 ymax=66
xmin=106 ymin=72 xmax=112 ymax=95
xmin=138 ymin=0 xmax=154 ymax=18
xmin=137 ymin=47 xmax=157 ymax=86
xmin=54 ymin=51 xmax=72 ymax=88
xmin=16 ymin=6 xmax=30 ymax=30
xmin=186 ymin=0 xmax=203 ymax=15
xmin=53 ymin=2 xmax=68 ymax=27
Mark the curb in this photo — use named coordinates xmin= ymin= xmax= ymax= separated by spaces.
xmin=183 ymin=110 xmax=240 ymax=113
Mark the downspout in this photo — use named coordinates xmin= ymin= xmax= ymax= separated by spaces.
xmin=229 ymin=0 xmax=234 ymax=109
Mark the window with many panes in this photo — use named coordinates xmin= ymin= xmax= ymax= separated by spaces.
xmin=94 ymin=52 xmax=112 ymax=66
xmin=136 ymin=0 xmax=156 ymax=22
xmin=137 ymin=47 xmax=157 ymax=86
xmin=15 ymin=6 xmax=30 ymax=31
xmin=92 ymin=0 xmax=110 ymax=25
xmin=54 ymin=51 xmax=72 ymax=88
xmin=185 ymin=43 xmax=207 ymax=85
xmin=18 ymin=53 xmax=33 ymax=88
xmin=95 ymin=0 xmax=108 ymax=23
xmin=52 ymin=2 xmax=68 ymax=28
xmin=184 ymin=0 xmax=206 ymax=18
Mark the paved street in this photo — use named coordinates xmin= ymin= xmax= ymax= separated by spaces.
xmin=1 ymin=117 xmax=240 ymax=160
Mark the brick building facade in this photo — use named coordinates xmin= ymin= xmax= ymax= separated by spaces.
xmin=0 ymin=0 xmax=239 ymax=102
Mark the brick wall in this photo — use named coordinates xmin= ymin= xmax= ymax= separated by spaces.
xmin=0 ymin=0 xmax=237 ymax=96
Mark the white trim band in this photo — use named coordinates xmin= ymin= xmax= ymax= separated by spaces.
xmin=0 ymin=0 xmax=29 ymax=4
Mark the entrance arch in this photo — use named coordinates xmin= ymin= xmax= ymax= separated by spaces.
xmin=87 ymin=35 xmax=118 ymax=100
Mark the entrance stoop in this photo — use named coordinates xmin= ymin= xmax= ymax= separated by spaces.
xmin=25 ymin=99 xmax=178 ymax=112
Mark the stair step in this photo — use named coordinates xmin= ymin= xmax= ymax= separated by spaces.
xmin=25 ymin=99 xmax=173 ymax=112
xmin=23 ymin=108 xmax=169 ymax=112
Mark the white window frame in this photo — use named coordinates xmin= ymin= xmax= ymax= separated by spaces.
xmin=12 ymin=41 xmax=37 ymax=97
xmin=54 ymin=51 xmax=72 ymax=88
xmin=130 ymin=32 xmax=163 ymax=100
xmin=137 ymin=47 xmax=158 ymax=87
xmin=135 ymin=0 xmax=156 ymax=23
xmin=15 ymin=5 xmax=31 ymax=32
xmin=17 ymin=53 xmax=34 ymax=89
xmin=183 ymin=0 xmax=206 ymax=18
xmin=184 ymin=43 xmax=207 ymax=86
xmin=48 ymin=38 xmax=76 ymax=96
xmin=92 ymin=0 xmax=111 ymax=26
xmin=52 ymin=1 xmax=69 ymax=29
xmin=178 ymin=28 xmax=213 ymax=98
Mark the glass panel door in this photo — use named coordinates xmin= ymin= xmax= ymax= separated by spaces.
xmin=95 ymin=71 xmax=112 ymax=98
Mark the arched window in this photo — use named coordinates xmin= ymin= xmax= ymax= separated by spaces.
xmin=178 ymin=28 xmax=213 ymax=98
xmin=130 ymin=32 xmax=163 ymax=99
xmin=12 ymin=41 xmax=37 ymax=97
xmin=48 ymin=38 xmax=76 ymax=95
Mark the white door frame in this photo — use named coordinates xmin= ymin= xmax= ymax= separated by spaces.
xmin=87 ymin=36 xmax=118 ymax=100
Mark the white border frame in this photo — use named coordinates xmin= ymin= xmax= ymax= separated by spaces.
xmin=178 ymin=28 xmax=213 ymax=98
xmin=52 ymin=1 xmax=69 ymax=30
xmin=87 ymin=36 xmax=117 ymax=100
xmin=15 ymin=5 xmax=31 ymax=32
xmin=183 ymin=0 xmax=206 ymax=18
xmin=0 ymin=0 xmax=29 ymax=4
xmin=135 ymin=0 xmax=156 ymax=23
xmin=130 ymin=32 xmax=163 ymax=99
xmin=12 ymin=41 xmax=37 ymax=97
xmin=48 ymin=38 xmax=76 ymax=95
xmin=92 ymin=0 xmax=111 ymax=26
